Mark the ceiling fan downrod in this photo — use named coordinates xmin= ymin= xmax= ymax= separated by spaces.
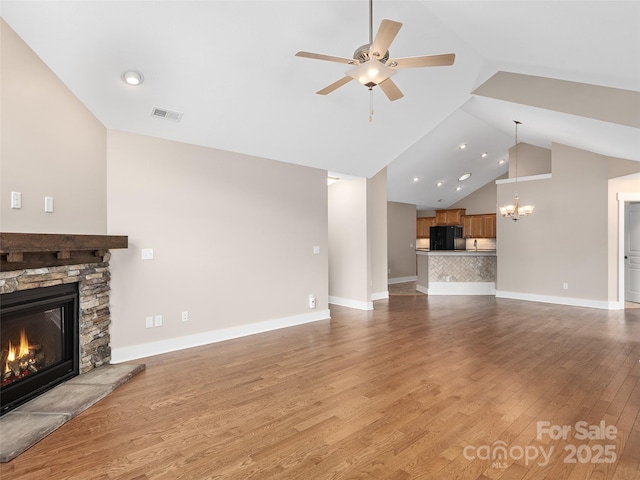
xmin=369 ymin=0 xmax=373 ymax=47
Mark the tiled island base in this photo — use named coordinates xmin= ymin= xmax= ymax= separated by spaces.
xmin=416 ymin=250 xmax=497 ymax=295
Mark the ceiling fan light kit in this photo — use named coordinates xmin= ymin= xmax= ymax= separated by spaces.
xmin=295 ymin=0 xmax=455 ymax=106
xmin=346 ymin=59 xmax=395 ymax=88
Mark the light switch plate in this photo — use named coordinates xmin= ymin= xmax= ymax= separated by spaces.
xmin=44 ymin=196 xmax=54 ymax=213
xmin=11 ymin=192 xmax=21 ymax=209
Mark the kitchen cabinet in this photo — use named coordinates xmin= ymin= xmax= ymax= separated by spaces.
xmin=462 ymin=214 xmax=496 ymax=238
xmin=482 ymin=214 xmax=496 ymax=238
xmin=417 ymin=217 xmax=435 ymax=238
xmin=435 ymin=209 xmax=465 ymax=226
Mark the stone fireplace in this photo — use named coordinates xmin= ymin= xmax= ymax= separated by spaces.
xmin=0 ymin=233 xmax=128 ymax=414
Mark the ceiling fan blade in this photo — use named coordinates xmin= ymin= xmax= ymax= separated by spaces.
xmin=389 ymin=53 xmax=456 ymax=69
xmin=295 ymin=51 xmax=355 ymax=65
xmin=370 ymin=20 xmax=402 ymax=59
xmin=378 ymin=78 xmax=404 ymax=101
xmin=317 ymin=76 xmax=353 ymax=95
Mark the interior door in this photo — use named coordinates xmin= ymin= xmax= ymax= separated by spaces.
xmin=625 ymin=203 xmax=640 ymax=303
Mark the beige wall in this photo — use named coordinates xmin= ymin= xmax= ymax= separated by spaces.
xmin=0 ymin=19 xmax=107 ymax=234
xmin=107 ymin=130 xmax=329 ymax=358
xmin=368 ymin=168 xmax=389 ymax=298
xmin=328 ymin=169 xmax=388 ymax=308
xmin=387 ymin=201 xmax=417 ymax=279
xmin=328 ymin=177 xmax=370 ymax=308
xmin=509 ymin=143 xmax=552 ymax=178
xmin=450 ymin=174 xmax=505 ymax=215
xmin=497 ymin=143 xmax=617 ymax=306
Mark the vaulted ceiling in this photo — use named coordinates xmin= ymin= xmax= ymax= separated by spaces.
xmin=2 ymin=1 xmax=639 ymax=210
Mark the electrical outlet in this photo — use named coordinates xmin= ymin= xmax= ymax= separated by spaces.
xmin=563 ymin=283 xmax=569 ymax=290
xmin=145 ymin=316 xmax=154 ymax=328
xmin=154 ymin=315 xmax=163 ymax=327
xmin=181 ymin=311 xmax=189 ymax=322
xmin=308 ymin=294 xmax=316 ymax=309
xmin=141 ymin=248 xmax=154 ymax=260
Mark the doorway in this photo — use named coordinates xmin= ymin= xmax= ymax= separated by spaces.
xmin=618 ymin=192 xmax=640 ymax=308
xmin=625 ymin=202 xmax=640 ymax=304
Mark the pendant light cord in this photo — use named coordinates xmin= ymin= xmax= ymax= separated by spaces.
xmin=368 ymin=0 xmax=374 ymax=122
xmin=513 ymin=120 xmax=521 ymax=194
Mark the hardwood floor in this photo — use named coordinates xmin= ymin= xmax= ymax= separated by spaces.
xmin=2 ymin=295 xmax=639 ymax=480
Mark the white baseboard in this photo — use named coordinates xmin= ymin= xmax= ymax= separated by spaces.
xmin=111 ymin=309 xmax=331 ymax=363
xmin=328 ymin=296 xmax=374 ymax=311
xmin=495 ymin=291 xmax=617 ymax=310
xmin=388 ymin=276 xmax=418 ymax=285
xmin=429 ymin=282 xmax=495 ymax=295
xmin=371 ymin=291 xmax=389 ymax=301
xmin=416 ymin=284 xmax=428 ymax=294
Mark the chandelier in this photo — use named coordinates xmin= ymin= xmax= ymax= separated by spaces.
xmin=499 ymin=120 xmax=534 ymax=221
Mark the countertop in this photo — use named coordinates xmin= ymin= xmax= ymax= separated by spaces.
xmin=416 ymin=249 xmax=496 ymax=256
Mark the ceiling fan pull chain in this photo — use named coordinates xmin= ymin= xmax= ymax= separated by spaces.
xmin=369 ymin=89 xmax=374 ymax=122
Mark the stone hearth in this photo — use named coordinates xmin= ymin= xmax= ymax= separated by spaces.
xmin=0 ymin=363 xmax=144 ymax=462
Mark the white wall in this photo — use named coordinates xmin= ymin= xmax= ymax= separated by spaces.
xmin=107 ymin=130 xmax=330 ymax=360
xmin=1 ymin=19 xmax=107 ymax=234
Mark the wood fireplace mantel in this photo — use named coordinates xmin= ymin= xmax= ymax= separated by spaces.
xmin=0 ymin=233 xmax=128 ymax=271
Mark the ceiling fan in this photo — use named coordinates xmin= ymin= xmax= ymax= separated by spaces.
xmin=295 ymin=0 xmax=455 ymax=102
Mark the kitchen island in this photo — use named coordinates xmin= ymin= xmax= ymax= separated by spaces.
xmin=416 ymin=250 xmax=496 ymax=295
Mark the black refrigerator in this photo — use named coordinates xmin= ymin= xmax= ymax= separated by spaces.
xmin=429 ymin=226 xmax=465 ymax=250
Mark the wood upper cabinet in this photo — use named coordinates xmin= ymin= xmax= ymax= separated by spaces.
xmin=482 ymin=214 xmax=496 ymax=238
xmin=419 ymin=209 xmax=496 ymax=239
xmin=435 ymin=209 xmax=465 ymax=226
xmin=462 ymin=214 xmax=496 ymax=238
xmin=417 ymin=217 xmax=435 ymax=238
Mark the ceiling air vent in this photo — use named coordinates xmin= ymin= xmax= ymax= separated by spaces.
xmin=150 ymin=107 xmax=183 ymax=122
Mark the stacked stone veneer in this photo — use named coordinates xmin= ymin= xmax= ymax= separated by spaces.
xmin=0 ymin=252 xmax=113 ymax=373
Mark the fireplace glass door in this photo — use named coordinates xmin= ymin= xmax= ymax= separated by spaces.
xmin=1 ymin=283 xmax=79 ymax=415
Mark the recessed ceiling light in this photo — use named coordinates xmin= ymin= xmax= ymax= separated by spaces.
xmin=436 ymin=181 xmax=443 ymax=187
xmin=412 ymin=176 xmax=420 ymax=183
xmin=437 ymin=199 xmax=445 ymax=203
xmin=481 ymin=152 xmax=488 ymax=158
xmin=499 ymin=159 xmax=506 ymax=165
xmin=458 ymin=173 xmax=472 ymax=181
xmin=459 ymin=144 xmax=467 ymax=150
xmin=456 ymin=186 xmax=462 ymax=191
xmin=122 ymin=70 xmax=144 ymax=86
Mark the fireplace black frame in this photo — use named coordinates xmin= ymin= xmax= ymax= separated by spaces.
xmin=1 ymin=283 xmax=79 ymax=415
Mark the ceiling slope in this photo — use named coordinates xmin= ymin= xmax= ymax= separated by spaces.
xmin=1 ymin=1 xmax=638 ymax=208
